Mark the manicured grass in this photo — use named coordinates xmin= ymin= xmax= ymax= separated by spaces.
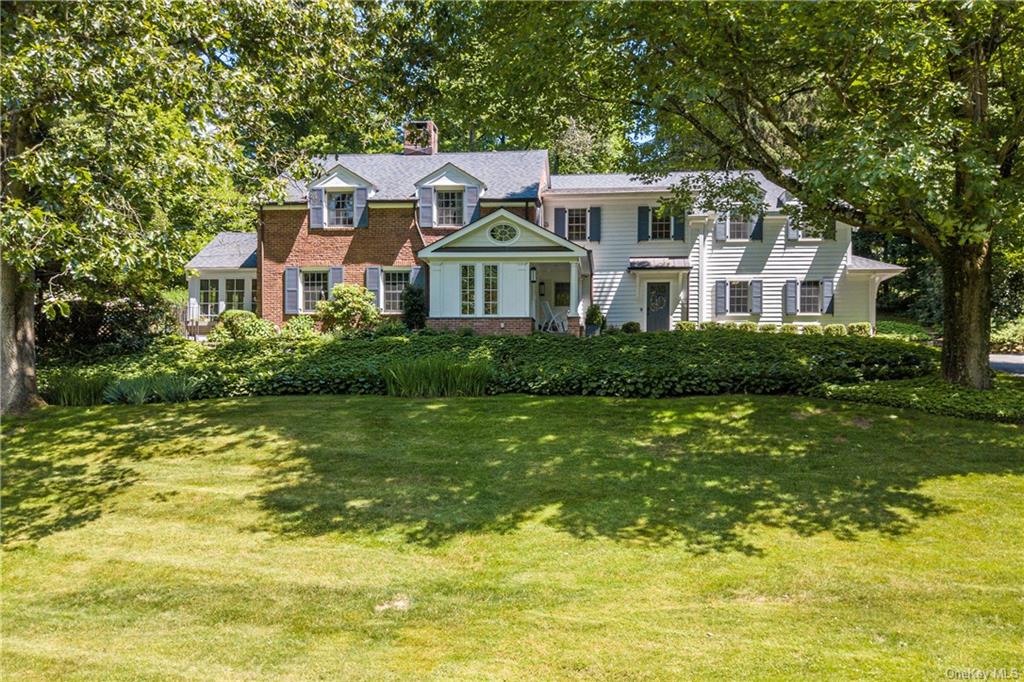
xmin=3 ymin=395 xmax=1022 ymax=679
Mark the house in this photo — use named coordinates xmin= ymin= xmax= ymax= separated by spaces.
xmin=186 ymin=120 xmax=903 ymax=335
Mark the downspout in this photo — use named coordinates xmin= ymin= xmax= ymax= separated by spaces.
xmin=257 ymin=204 xmax=264 ymax=319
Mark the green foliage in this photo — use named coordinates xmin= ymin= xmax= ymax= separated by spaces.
xmin=42 ymin=330 xmax=938 ymax=402
xmin=280 ymin=315 xmax=318 ymax=340
xmin=824 ymin=324 xmax=848 ymax=337
xmin=758 ymin=324 xmax=778 ymax=334
xmin=813 ymin=376 xmax=1024 ymax=424
xmin=876 ymin=318 xmax=933 ymax=343
xmin=700 ymin=321 xmax=721 ymax=330
xmin=457 ymin=326 xmax=477 ymax=337
xmin=315 ymin=285 xmax=381 ymax=332
xmin=585 ymin=304 xmax=605 ymax=328
xmin=737 ymin=321 xmax=758 ymax=333
xmin=150 ymin=374 xmax=199 ymax=403
xmin=383 ymin=355 xmax=493 ymax=398
xmin=802 ymin=325 xmax=824 ymax=335
xmin=621 ymin=322 xmax=641 ymax=334
xmin=103 ymin=377 xmax=154 ymax=405
xmin=847 ymin=323 xmax=872 ymax=337
xmin=40 ymin=369 xmax=111 ymax=406
xmin=401 ymin=285 xmax=427 ymax=330
xmin=375 ymin=320 xmax=409 ymax=338
xmin=209 ymin=310 xmax=277 ymax=344
xmin=780 ymin=324 xmax=800 ymax=334
xmin=991 ymin=317 xmax=1024 ymax=353
xmin=674 ymin=321 xmax=698 ymax=332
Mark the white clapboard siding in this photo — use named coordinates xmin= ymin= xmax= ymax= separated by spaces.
xmin=545 ymin=197 xmax=875 ymax=328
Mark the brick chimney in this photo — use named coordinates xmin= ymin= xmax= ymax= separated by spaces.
xmin=403 ymin=120 xmax=439 ymax=155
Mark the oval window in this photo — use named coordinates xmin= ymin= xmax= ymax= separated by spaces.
xmin=489 ymin=223 xmax=518 ymax=243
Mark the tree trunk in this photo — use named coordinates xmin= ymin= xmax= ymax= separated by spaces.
xmin=1 ymin=258 xmax=41 ymax=414
xmin=940 ymin=242 xmax=992 ymax=389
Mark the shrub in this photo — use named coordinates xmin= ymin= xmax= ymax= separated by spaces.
xmin=848 ymin=322 xmax=872 ymax=337
xmin=813 ymin=375 xmax=1024 ymax=424
xmin=457 ymin=326 xmax=477 ymax=337
xmin=209 ymin=310 xmax=277 ymax=344
xmin=374 ymin=320 xmax=409 ymax=337
xmin=758 ymin=324 xmax=778 ymax=334
xmin=104 ymin=376 xmax=154 ymax=405
xmin=737 ymin=321 xmax=758 ymax=333
xmin=876 ymin=319 xmax=931 ymax=343
xmin=621 ymin=321 xmax=641 ymax=334
xmin=716 ymin=321 xmax=736 ymax=329
xmin=802 ymin=324 xmax=824 ymax=335
xmin=383 ymin=355 xmax=493 ymax=398
xmin=991 ymin=317 xmax=1024 ymax=353
xmin=585 ymin=304 xmax=605 ymax=328
xmin=315 ymin=284 xmax=381 ymax=331
xmin=674 ymin=321 xmax=698 ymax=332
xmin=150 ymin=373 xmax=199 ymax=402
xmin=401 ymin=285 xmax=427 ymax=330
xmin=780 ymin=324 xmax=799 ymax=334
xmin=50 ymin=330 xmax=938 ymax=403
xmin=824 ymin=324 xmax=848 ymax=336
xmin=602 ymin=326 xmax=622 ymax=335
xmin=281 ymin=315 xmax=318 ymax=340
xmin=41 ymin=369 xmax=111 ymax=406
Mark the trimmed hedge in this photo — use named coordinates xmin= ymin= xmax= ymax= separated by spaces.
xmin=813 ymin=375 xmax=1024 ymax=423
xmin=41 ymin=330 xmax=938 ymax=403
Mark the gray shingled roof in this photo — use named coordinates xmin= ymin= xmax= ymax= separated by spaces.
xmin=549 ymin=170 xmax=788 ymax=207
xmin=280 ymin=150 xmax=549 ymax=203
xmin=186 ymin=232 xmax=257 ymax=269
xmin=847 ymin=254 xmax=905 ymax=271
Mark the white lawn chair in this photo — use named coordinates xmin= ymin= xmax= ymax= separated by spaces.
xmin=540 ymin=301 xmax=568 ymax=333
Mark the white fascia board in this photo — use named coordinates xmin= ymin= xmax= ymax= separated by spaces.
xmin=413 ymin=162 xmax=487 ymax=191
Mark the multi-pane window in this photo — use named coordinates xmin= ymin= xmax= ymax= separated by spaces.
xmin=567 ymin=208 xmax=588 ymax=241
xmin=729 ymin=213 xmax=753 ymax=240
xmin=728 ymin=281 xmax=750 ymax=314
xmin=225 ymin=278 xmax=246 ymax=311
xmin=302 ymin=271 xmax=329 ymax=312
xmin=250 ymin=279 xmax=258 ymax=312
xmin=199 ymin=279 xmax=219 ymax=319
xmin=383 ymin=270 xmax=410 ymax=313
xmin=651 ymin=212 xmax=672 ymax=240
xmin=436 ymin=190 xmax=464 ymax=226
xmin=799 ymin=280 xmax=821 ymax=313
xmin=483 ymin=265 xmax=498 ymax=315
xmin=460 ymin=265 xmax=476 ymax=315
xmin=554 ymin=282 xmax=570 ymax=307
xmin=327 ymin=191 xmax=354 ymax=227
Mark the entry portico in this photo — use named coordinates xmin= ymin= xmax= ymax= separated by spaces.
xmin=418 ymin=209 xmax=591 ymax=335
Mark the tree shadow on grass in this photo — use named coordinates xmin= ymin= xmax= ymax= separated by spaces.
xmin=249 ymin=396 xmax=1024 ymax=555
xmin=1 ymin=405 xmax=209 ymax=548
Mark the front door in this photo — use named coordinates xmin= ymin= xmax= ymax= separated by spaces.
xmin=646 ymin=282 xmax=671 ymax=331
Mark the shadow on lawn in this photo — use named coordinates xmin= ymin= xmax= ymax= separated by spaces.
xmin=249 ymin=396 xmax=1024 ymax=555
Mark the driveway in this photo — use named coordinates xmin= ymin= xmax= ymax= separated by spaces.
xmin=990 ymin=353 xmax=1024 ymax=375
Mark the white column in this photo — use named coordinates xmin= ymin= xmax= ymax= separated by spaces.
xmin=569 ymin=261 xmax=580 ymax=317
xmin=217 ymin=278 xmax=227 ymax=314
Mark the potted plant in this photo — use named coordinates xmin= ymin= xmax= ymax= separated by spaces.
xmin=584 ymin=304 xmax=605 ymax=337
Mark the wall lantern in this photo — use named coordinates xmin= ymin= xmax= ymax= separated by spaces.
xmin=529 ymin=266 xmax=537 ymax=283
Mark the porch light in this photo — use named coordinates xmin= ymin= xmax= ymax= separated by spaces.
xmin=530 ymin=266 xmax=537 ymax=283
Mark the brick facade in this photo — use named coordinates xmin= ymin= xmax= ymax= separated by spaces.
xmin=426 ymin=317 xmax=534 ymax=336
xmin=259 ymin=206 xmax=424 ymax=326
xmin=258 ymin=201 xmax=540 ymax=329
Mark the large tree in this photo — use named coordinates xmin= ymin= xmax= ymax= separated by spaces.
xmin=1 ymin=0 xmax=404 ymax=413
xmin=456 ymin=1 xmax=1024 ymax=388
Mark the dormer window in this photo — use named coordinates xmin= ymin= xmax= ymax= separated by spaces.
xmin=728 ymin=213 xmax=754 ymax=240
xmin=327 ymin=191 xmax=354 ymax=227
xmin=436 ymin=189 xmax=464 ymax=226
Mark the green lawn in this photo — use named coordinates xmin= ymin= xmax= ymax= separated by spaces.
xmin=3 ymin=395 xmax=1022 ymax=680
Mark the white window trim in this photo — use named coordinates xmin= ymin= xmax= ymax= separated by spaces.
xmin=435 ymin=187 xmax=465 ymax=228
xmin=299 ymin=268 xmax=329 ymax=314
xmin=725 ymin=279 xmax=752 ymax=316
xmin=459 ymin=263 xmax=476 ymax=316
xmin=797 ymin=279 xmax=823 ymax=315
xmin=486 ymin=223 xmax=521 ymax=245
xmin=481 ymin=263 xmax=500 ymax=316
xmin=649 ymin=208 xmax=673 ymax=241
xmin=325 ymin=190 xmax=355 ymax=228
xmin=725 ymin=211 xmax=754 ymax=242
xmin=566 ymin=207 xmax=590 ymax=242
xmin=196 ymin=275 xmax=256 ymax=320
xmin=381 ymin=267 xmax=412 ymax=314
